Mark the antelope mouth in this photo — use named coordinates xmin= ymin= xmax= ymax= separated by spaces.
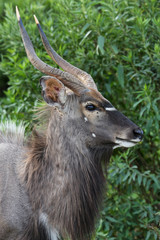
xmin=113 ymin=137 xmax=141 ymax=149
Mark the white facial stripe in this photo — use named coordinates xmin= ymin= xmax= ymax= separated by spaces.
xmin=129 ymin=139 xmax=141 ymax=143
xmin=105 ymin=107 xmax=116 ymax=111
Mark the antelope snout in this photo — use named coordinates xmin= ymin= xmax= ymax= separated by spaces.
xmin=133 ymin=128 xmax=143 ymax=141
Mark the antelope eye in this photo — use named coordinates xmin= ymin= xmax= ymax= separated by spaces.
xmin=85 ymin=104 xmax=96 ymax=111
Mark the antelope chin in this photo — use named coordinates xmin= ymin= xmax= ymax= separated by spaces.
xmin=113 ymin=138 xmax=141 ymax=149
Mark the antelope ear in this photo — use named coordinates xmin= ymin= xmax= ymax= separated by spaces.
xmin=40 ymin=76 xmax=67 ymax=106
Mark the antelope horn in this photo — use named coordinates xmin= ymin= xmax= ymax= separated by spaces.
xmin=16 ymin=7 xmax=88 ymax=96
xmin=33 ymin=15 xmax=97 ymax=90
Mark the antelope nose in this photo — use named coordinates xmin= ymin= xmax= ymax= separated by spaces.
xmin=133 ymin=128 xmax=143 ymax=140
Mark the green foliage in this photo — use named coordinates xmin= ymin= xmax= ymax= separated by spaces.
xmin=0 ymin=0 xmax=160 ymax=239
xmin=98 ymin=149 xmax=160 ymax=240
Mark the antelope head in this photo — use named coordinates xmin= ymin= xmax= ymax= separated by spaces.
xmin=16 ymin=7 xmax=143 ymax=150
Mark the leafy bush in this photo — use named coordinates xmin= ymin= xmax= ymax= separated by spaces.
xmin=0 ymin=1 xmax=160 ymax=239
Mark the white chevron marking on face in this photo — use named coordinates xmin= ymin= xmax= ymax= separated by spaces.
xmin=105 ymin=107 xmax=116 ymax=111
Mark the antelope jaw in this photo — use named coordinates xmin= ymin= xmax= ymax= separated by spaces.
xmin=113 ymin=138 xmax=141 ymax=149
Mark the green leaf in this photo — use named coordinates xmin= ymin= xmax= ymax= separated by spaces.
xmin=133 ymin=99 xmax=144 ymax=108
xmin=132 ymin=171 xmax=137 ymax=181
xmin=145 ymin=231 xmax=151 ymax=240
xmin=123 ymin=171 xmax=130 ymax=182
xmin=105 ymin=83 xmax=111 ymax=94
xmin=143 ymin=177 xmax=147 ymax=187
xmin=150 ymin=175 xmax=159 ymax=189
xmin=111 ymin=44 xmax=119 ymax=54
xmin=98 ymin=35 xmax=105 ymax=55
xmin=117 ymin=64 xmax=124 ymax=88
xmin=138 ymin=174 xmax=142 ymax=185
xmin=80 ymin=23 xmax=90 ymax=34
xmin=79 ymin=30 xmax=92 ymax=46
xmin=146 ymin=179 xmax=151 ymax=191
xmin=106 ymin=216 xmax=118 ymax=223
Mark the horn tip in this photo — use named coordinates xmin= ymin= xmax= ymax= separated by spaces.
xmin=16 ymin=6 xmax=20 ymax=21
xmin=34 ymin=15 xmax=39 ymax=25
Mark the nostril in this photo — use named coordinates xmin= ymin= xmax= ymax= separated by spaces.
xmin=133 ymin=128 xmax=143 ymax=140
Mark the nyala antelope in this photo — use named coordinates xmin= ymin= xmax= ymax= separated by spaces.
xmin=0 ymin=7 xmax=143 ymax=240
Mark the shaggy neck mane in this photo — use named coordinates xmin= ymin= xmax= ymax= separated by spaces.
xmin=22 ymin=106 xmax=112 ymax=240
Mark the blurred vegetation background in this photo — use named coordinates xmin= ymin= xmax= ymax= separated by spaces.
xmin=0 ymin=0 xmax=160 ymax=239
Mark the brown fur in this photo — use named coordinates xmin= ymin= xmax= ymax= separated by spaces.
xmin=86 ymin=88 xmax=106 ymax=102
xmin=45 ymin=78 xmax=64 ymax=102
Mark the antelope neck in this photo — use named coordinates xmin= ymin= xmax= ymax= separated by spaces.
xmin=25 ymin=112 xmax=110 ymax=240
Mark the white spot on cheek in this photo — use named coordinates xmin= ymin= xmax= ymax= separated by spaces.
xmin=92 ymin=133 xmax=96 ymax=138
xmin=84 ymin=117 xmax=88 ymax=122
xmin=105 ymin=107 xmax=116 ymax=111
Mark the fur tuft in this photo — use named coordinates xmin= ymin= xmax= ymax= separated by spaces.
xmin=0 ymin=121 xmax=25 ymax=145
